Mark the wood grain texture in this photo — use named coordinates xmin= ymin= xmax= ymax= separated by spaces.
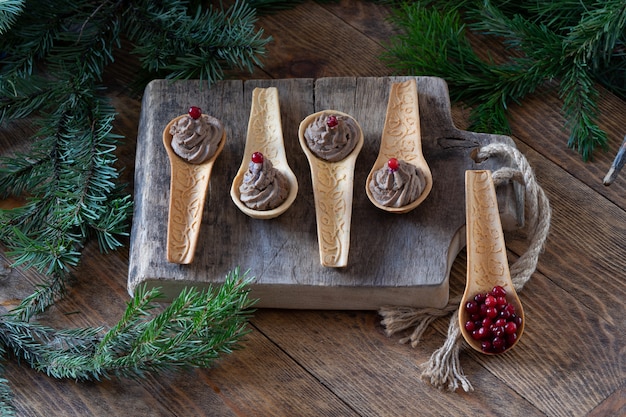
xmin=250 ymin=308 xmax=545 ymax=417
xmin=253 ymin=1 xmax=393 ymax=79
xmin=128 ymin=76 xmax=520 ymax=309
xmin=509 ymin=141 xmax=626 ymax=327
xmin=506 ymin=84 xmax=626 ymax=203
xmin=1 ymin=0 xmax=624 ymax=415
xmin=588 ymin=386 xmax=626 ymax=417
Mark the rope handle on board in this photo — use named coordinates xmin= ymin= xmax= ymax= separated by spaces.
xmin=379 ymin=142 xmax=551 ymax=392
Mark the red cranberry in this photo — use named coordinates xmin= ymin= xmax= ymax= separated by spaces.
xmin=463 ymin=285 xmax=523 ymax=354
xmin=496 ymin=296 xmax=508 ymax=307
xmin=387 ymin=158 xmax=399 ymax=172
xmin=492 ymin=326 xmax=505 ymax=338
xmin=188 ymin=106 xmax=202 ymax=119
xmin=491 ymin=285 xmax=507 ymax=298
xmin=484 ymin=295 xmax=497 ymax=308
xmin=481 ymin=317 xmax=492 ymax=329
xmin=326 ymin=115 xmax=338 ymax=128
xmin=479 ymin=303 xmax=489 ymax=317
xmin=504 ymin=321 xmax=517 ymax=335
xmin=251 ymin=151 xmax=264 ymax=164
xmin=475 ymin=326 xmax=489 ymax=340
xmin=499 ymin=309 xmax=512 ymax=320
xmin=465 ymin=301 xmax=478 ymax=314
xmin=506 ymin=332 xmax=518 ymax=346
xmin=505 ymin=304 xmax=516 ymax=315
xmin=492 ymin=337 xmax=506 ymax=351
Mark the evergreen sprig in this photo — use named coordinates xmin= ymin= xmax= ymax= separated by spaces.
xmin=0 ymin=343 xmax=12 ymax=417
xmin=0 ymin=269 xmax=256 ymax=382
xmin=0 ymin=0 xmax=23 ymax=35
xmin=0 ymin=0 xmax=269 ymax=308
xmin=0 ymin=0 xmax=269 ymax=412
xmin=124 ymin=0 xmax=270 ymax=83
xmin=383 ymin=0 xmax=626 ymax=161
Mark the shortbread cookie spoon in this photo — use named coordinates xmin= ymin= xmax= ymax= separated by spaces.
xmin=459 ymin=170 xmax=525 ymax=354
xmin=231 ymin=87 xmax=298 ymax=219
xmin=163 ymin=106 xmax=225 ymax=264
xmin=366 ymin=78 xmax=433 ymax=214
xmin=299 ymin=110 xmax=363 ymax=267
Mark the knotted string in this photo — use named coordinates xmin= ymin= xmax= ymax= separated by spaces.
xmin=379 ymin=142 xmax=551 ymax=392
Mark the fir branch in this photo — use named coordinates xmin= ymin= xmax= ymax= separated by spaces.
xmin=0 ymin=0 xmax=270 ymax=286
xmin=6 ymin=270 xmax=69 ymax=323
xmin=0 ymin=320 xmax=62 ymax=368
xmin=383 ymin=0 xmax=626 ymax=160
xmin=0 ymin=339 xmax=13 ymax=416
xmin=97 ymin=275 xmax=255 ymax=378
xmin=0 ymin=2 xmax=270 ymax=412
xmin=0 ymin=3 xmax=69 ymax=79
xmin=0 ymin=362 xmax=14 ymax=417
xmin=560 ymin=59 xmax=607 ymax=160
xmin=473 ymin=0 xmax=618 ymax=158
xmin=0 ymin=269 xmax=255 ymax=382
xmin=0 ymin=0 xmax=23 ymax=35
xmin=382 ymin=4 xmax=546 ymax=134
xmin=0 ymin=75 xmax=59 ymax=122
xmin=469 ymin=1 xmax=564 ymax=75
xmin=0 ymin=83 xmax=131 ymax=275
xmin=123 ymin=0 xmax=271 ymax=83
xmin=562 ymin=0 xmax=626 ymax=68
xmin=555 ymin=0 xmax=626 ymax=158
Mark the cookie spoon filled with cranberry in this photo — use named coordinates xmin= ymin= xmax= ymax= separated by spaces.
xmin=459 ymin=170 xmax=525 ymax=354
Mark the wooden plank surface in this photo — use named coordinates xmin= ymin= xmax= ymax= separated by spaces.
xmin=128 ymin=76 xmax=519 ymax=309
xmin=1 ymin=0 xmax=624 ymax=415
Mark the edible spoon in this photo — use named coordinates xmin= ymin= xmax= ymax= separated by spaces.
xmin=231 ymin=87 xmax=298 ymax=219
xmin=163 ymin=113 xmax=226 ymax=264
xmin=459 ymin=170 xmax=525 ymax=354
xmin=298 ymin=110 xmax=364 ymax=267
xmin=366 ymin=78 xmax=433 ymax=214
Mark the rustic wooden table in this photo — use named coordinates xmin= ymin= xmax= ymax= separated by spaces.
xmin=1 ymin=1 xmax=624 ymax=416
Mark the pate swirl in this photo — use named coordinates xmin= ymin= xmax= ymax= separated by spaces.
xmin=369 ymin=159 xmax=426 ymax=207
xmin=169 ymin=114 xmax=223 ymax=164
xmin=239 ymin=158 xmax=289 ymax=210
xmin=303 ymin=114 xmax=359 ymax=162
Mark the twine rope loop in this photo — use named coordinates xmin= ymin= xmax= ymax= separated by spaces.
xmin=379 ymin=142 xmax=551 ymax=392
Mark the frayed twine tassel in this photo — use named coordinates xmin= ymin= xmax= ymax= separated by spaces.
xmin=421 ymin=310 xmax=473 ymax=392
xmin=380 ymin=295 xmax=461 ymax=347
xmin=379 ymin=143 xmax=551 ymax=392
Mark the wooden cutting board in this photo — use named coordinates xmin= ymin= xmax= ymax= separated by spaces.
xmin=128 ymin=76 xmax=522 ymax=309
